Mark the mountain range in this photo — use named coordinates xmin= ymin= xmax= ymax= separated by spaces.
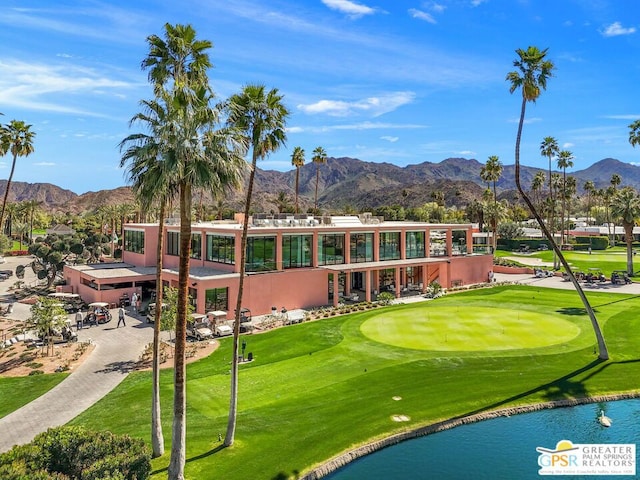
xmin=2 ymin=157 xmax=639 ymax=214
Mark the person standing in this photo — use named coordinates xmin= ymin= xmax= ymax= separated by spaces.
xmin=75 ymin=310 xmax=84 ymax=330
xmin=117 ymin=306 xmax=126 ymax=328
xmin=131 ymin=291 xmax=138 ymax=313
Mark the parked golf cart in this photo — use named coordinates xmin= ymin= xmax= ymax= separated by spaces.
xmin=187 ymin=313 xmax=214 ymax=341
xmin=611 ymin=270 xmax=632 ymax=285
xmin=146 ymin=302 xmax=168 ymax=323
xmin=40 ymin=320 xmax=78 ymax=344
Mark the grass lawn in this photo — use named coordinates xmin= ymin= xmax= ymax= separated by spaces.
xmin=497 ymin=246 xmax=634 ymax=275
xmin=0 ymin=373 xmax=68 ymax=419
xmin=58 ymin=285 xmax=640 ymax=479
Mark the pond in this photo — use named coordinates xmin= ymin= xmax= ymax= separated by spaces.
xmin=327 ymin=399 xmax=640 ymax=479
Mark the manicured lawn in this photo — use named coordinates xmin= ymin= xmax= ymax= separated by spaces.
xmin=0 ymin=374 xmax=68 ymax=419
xmin=497 ymin=246 xmax=634 ymax=275
xmin=63 ymin=285 xmax=640 ymax=479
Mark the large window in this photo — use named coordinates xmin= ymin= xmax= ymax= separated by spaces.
xmin=318 ymin=234 xmax=345 ymax=265
xmin=379 ymin=231 xmax=400 ymax=260
xmin=167 ymin=231 xmax=180 ymax=256
xmin=206 ymin=234 xmax=235 ymax=264
xmin=191 ymin=233 xmax=202 ymax=259
xmin=350 ymin=232 xmax=373 ymax=263
xmin=124 ymin=230 xmax=144 ymax=254
xmin=406 ymin=231 xmax=425 ymax=259
xmin=166 ymin=232 xmax=202 ymax=258
xmin=282 ymin=234 xmax=312 ymax=269
xmin=205 ymin=287 xmax=228 ymax=311
xmin=246 ymin=236 xmax=276 ymax=272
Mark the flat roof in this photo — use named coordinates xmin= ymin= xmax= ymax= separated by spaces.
xmin=68 ymin=263 xmax=157 ymax=279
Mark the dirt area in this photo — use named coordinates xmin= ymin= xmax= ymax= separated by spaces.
xmin=1 ymin=317 xmax=219 ymax=378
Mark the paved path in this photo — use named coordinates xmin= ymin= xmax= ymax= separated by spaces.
xmin=0 ymin=256 xmax=154 ymax=453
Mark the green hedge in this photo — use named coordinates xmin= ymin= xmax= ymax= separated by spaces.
xmin=574 ymin=236 xmax=609 ymax=249
xmin=0 ymin=426 xmax=150 ymax=479
xmin=498 ymin=239 xmax=550 ymax=251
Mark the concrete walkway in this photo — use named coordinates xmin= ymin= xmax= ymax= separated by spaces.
xmin=0 ymin=256 xmax=154 ymax=453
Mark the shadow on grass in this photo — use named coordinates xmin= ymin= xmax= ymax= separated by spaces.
xmin=556 ymin=307 xmax=590 ymax=316
xmin=151 ymin=444 xmax=226 ymax=476
xmin=464 ymin=357 xmax=640 ymax=419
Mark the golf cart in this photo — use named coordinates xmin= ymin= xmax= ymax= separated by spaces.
xmin=206 ymin=310 xmax=233 ymax=337
xmin=40 ymin=319 xmax=78 ymax=344
xmin=146 ymin=302 xmax=168 ymax=323
xmin=187 ymin=313 xmax=214 ymax=341
xmin=611 ymin=270 xmax=632 ymax=285
xmin=87 ymin=302 xmax=112 ymax=324
xmin=584 ymin=268 xmax=606 ymax=284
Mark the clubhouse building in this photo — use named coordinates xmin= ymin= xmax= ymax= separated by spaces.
xmin=63 ymin=214 xmax=493 ymax=317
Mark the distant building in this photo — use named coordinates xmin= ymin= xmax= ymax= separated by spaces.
xmin=63 ymin=214 xmax=493 ymax=316
xmin=46 ymin=224 xmax=75 ymax=236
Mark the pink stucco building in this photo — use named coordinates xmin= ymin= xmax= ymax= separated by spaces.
xmin=63 ymin=214 xmax=493 ymax=317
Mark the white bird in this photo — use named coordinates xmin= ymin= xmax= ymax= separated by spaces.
xmin=598 ymin=410 xmax=612 ymax=427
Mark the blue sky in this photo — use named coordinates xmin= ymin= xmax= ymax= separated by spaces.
xmin=1 ymin=0 xmax=639 ymax=194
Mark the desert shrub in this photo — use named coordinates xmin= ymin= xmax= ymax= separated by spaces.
xmin=376 ymin=292 xmax=395 ymax=305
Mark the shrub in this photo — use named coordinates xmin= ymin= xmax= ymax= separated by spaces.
xmin=0 ymin=426 xmax=151 ymax=479
xmin=377 ymin=292 xmax=395 ymax=305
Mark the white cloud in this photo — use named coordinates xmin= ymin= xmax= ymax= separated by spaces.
xmin=508 ymin=117 xmax=542 ymax=124
xmin=34 ymin=162 xmax=56 ymax=166
xmin=603 ymin=114 xmax=640 ymax=120
xmin=562 ymin=142 xmax=574 ymax=149
xmin=321 ymin=0 xmax=375 ymax=18
xmin=381 ymin=135 xmax=399 ymax=142
xmin=470 ymin=0 xmax=487 ymax=6
xmin=601 ymin=21 xmax=636 ymax=37
xmin=457 ymin=150 xmax=476 ymax=155
xmin=0 ymin=59 xmax=139 ymax=117
xmin=298 ymin=91 xmax=416 ymax=117
xmin=408 ymin=8 xmax=436 ymax=24
xmin=289 ymin=121 xmax=426 ymax=134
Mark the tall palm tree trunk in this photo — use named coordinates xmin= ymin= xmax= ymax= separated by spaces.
xmin=314 ymin=166 xmax=320 ymax=211
xmin=295 ymin=168 xmax=300 ymax=214
xmin=168 ymin=182 xmax=191 ymax=480
xmin=0 ymin=153 xmax=18 ymax=230
xmin=225 ymin=152 xmax=257 ymax=447
xmin=624 ymin=223 xmax=634 ymax=275
xmin=514 ymin=96 xmax=608 ymax=360
xmin=151 ymin=201 xmax=166 ymax=458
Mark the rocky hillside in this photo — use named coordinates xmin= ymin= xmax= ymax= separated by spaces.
xmin=2 ymin=157 xmax=640 ymax=214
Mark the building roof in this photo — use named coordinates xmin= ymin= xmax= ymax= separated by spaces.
xmin=67 ymin=262 xmax=156 ymax=279
xmin=46 ymin=224 xmax=75 ymax=235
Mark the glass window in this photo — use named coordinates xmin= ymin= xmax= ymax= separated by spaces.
xmin=379 ymin=232 xmax=400 ymax=260
xmin=246 ymin=236 xmax=276 ymax=272
xmin=282 ymin=235 xmax=313 ymax=268
xmin=350 ymin=232 xmax=373 ymax=263
xmin=124 ymin=230 xmax=144 ymax=254
xmin=167 ymin=231 xmax=180 ymax=256
xmin=318 ymin=234 xmax=345 ymax=265
xmin=406 ymin=231 xmax=425 ymax=259
xmin=191 ymin=233 xmax=202 ymax=259
xmin=205 ymin=287 xmax=228 ymax=311
xmin=206 ymin=234 xmax=235 ymax=264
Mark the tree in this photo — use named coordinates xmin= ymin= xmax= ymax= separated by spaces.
xmin=630 ymin=120 xmax=640 ymax=151
xmin=584 ymin=180 xmax=595 ymax=226
xmin=291 ymin=146 xmax=305 ymax=214
xmin=225 ymin=84 xmax=289 ymax=447
xmin=120 ymin=97 xmax=177 ymax=459
xmin=312 ymin=146 xmax=327 ymax=211
xmin=531 ymin=171 xmax=546 ymax=213
xmin=480 ymin=155 xmax=502 ymax=251
xmin=483 ymin=199 xmax=508 ymax=250
xmin=507 ymin=45 xmax=608 ymax=360
xmin=610 ymin=187 xmax=640 ymax=276
xmin=273 ymin=190 xmax=292 ymax=213
xmin=609 ymin=174 xmax=622 ymax=245
xmin=0 ymin=120 xmax=36 ymax=230
xmin=30 ymin=296 xmax=68 ymax=356
xmin=556 ymin=150 xmax=574 ymax=244
xmin=141 ymin=23 xmax=246 ymax=479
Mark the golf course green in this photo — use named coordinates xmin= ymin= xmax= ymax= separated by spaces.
xmin=360 ymin=306 xmax=580 ymax=351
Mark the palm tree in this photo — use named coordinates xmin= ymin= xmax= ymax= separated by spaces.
xmin=507 ymin=45 xmax=608 ymax=360
xmin=225 ymin=84 xmax=289 ymax=447
xmin=531 ymin=171 xmax=546 ymax=213
xmin=584 ymin=180 xmax=595 ymax=226
xmin=610 ymin=187 xmax=640 ymax=276
xmin=479 ymin=155 xmax=502 ymax=252
xmin=312 ymin=146 xmax=327 ymax=211
xmin=556 ymin=150 xmax=574 ymax=245
xmin=120 ymin=97 xmax=176 ymax=459
xmin=291 ymin=146 xmax=305 ymax=214
xmin=540 ymin=136 xmax=559 ymax=265
xmin=630 ymin=120 xmax=640 ymax=148
xmin=483 ymin=199 xmax=508 ymax=252
xmin=0 ymin=120 xmax=36 ymax=230
xmin=273 ymin=190 xmax=292 ymax=213
xmin=141 ymin=23 xmax=247 ymax=479
xmin=609 ymin=173 xmax=622 ymax=246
